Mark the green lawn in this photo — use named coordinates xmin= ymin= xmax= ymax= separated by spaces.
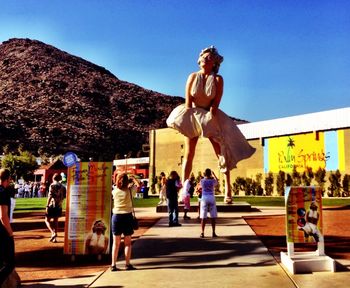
xmin=14 ymin=197 xmax=48 ymax=212
xmin=14 ymin=195 xmax=350 ymax=212
xmin=136 ymin=195 xmax=350 ymax=207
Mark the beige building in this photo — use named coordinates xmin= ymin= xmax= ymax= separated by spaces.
xmin=149 ymin=107 xmax=350 ymax=195
xmin=149 ymin=128 xmax=262 ymax=193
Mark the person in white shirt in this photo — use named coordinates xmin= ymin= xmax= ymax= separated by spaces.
xmin=158 ymin=172 xmax=167 ymax=205
xmin=110 ymin=173 xmax=140 ymax=271
xmin=200 ymin=168 xmax=218 ymax=238
xmin=306 ymin=201 xmax=319 ymax=225
xmin=181 ymin=176 xmax=194 ymax=220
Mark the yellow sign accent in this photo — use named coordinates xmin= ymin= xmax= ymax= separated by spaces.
xmin=268 ymin=133 xmax=327 ymax=173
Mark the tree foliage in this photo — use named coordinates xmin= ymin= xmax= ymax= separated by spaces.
xmin=314 ymin=167 xmax=326 ymax=196
xmin=292 ymin=167 xmax=302 ymax=186
xmin=1 ymin=149 xmax=38 ymax=181
xmin=342 ymin=174 xmax=350 ymax=197
xmin=328 ymin=170 xmax=342 ymax=197
xmin=276 ymin=170 xmax=286 ymax=196
xmin=264 ymin=172 xmax=274 ymax=196
xmin=302 ymin=167 xmax=314 ymax=186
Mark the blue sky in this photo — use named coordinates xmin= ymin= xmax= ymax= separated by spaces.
xmin=1 ymin=0 xmax=349 ymax=122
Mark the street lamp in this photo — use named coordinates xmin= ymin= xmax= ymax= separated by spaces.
xmin=124 ymin=154 xmax=127 ymax=173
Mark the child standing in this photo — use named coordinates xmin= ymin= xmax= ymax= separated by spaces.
xmin=181 ymin=176 xmax=194 ymax=220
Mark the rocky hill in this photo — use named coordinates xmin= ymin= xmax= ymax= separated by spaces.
xmin=0 ymin=38 xmax=185 ymax=160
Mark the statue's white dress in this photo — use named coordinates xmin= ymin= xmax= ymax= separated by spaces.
xmin=166 ymin=72 xmax=255 ymax=172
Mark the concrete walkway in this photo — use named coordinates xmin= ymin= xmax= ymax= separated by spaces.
xmin=24 ymin=207 xmax=350 ymax=288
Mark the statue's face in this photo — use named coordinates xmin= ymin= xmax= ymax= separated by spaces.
xmin=94 ymin=221 xmax=105 ymax=234
xmin=199 ymin=52 xmax=215 ymax=70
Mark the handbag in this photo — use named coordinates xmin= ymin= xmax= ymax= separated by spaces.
xmin=132 ymin=215 xmax=139 ymax=230
xmin=129 ymin=188 xmax=139 ymax=230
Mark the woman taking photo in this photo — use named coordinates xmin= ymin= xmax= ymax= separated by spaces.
xmin=200 ymin=168 xmax=218 ymax=238
xmin=111 ymin=173 xmax=140 ymax=271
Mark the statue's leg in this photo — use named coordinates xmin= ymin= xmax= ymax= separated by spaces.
xmin=209 ymin=138 xmax=232 ymax=204
xmin=224 ymin=170 xmax=233 ymax=204
xmin=182 ymin=136 xmax=199 ymax=183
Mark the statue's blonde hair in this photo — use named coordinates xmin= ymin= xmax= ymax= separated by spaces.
xmin=197 ymin=45 xmax=224 ymax=73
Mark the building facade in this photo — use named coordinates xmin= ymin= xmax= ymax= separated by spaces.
xmin=149 ymin=107 xmax=350 ymax=195
xmin=113 ymin=157 xmax=149 ymax=179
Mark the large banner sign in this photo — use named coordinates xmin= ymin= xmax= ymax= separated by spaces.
xmin=285 ymin=186 xmax=323 ymax=243
xmin=64 ymin=162 xmax=112 ymax=255
xmin=264 ymin=130 xmax=345 ymax=173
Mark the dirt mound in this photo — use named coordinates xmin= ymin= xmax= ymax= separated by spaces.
xmin=0 ymin=38 xmax=184 ymax=159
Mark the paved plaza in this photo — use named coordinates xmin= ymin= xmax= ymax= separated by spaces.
xmin=22 ymin=207 xmax=350 ymax=288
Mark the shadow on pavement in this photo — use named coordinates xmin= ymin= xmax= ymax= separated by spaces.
xmin=131 ymin=234 xmax=276 ymax=270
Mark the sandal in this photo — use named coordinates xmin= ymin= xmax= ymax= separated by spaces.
xmin=110 ymin=265 xmax=119 ymax=272
xmin=125 ymin=264 xmax=136 ymax=270
xmin=212 ymin=232 xmax=218 ymax=238
xmin=224 ymin=197 xmax=233 ymax=204
xmin=200 ymin=232 xmax=204 ymax=238
xmin=49 ymin=234 xmax=57 ymax=242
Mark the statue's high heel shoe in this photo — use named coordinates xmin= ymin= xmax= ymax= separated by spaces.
xmin=224 ymin=197 xmax=233 ymax=204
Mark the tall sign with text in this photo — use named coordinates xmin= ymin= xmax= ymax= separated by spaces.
xmin=285 ymin=186 xmax=323 ymax=243
xmin=281 ymin=186 xmax=335 ymax=274
xmin=64 ymin=162 xmax=112 ymax=255
xmin=264 ymin=130 xmax=346 ymax=173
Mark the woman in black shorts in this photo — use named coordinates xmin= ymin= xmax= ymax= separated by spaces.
xmin=110 ymin=173 xmax=140 ymax=271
